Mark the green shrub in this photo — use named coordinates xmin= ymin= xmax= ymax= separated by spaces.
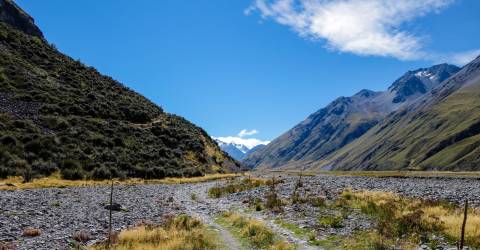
xmin=265 ymin=192 xmax=283 ymax=210
xmin=208 ymin=186 xmax=222 ymax=198
xmin=318 ymin=215 xmax=343 ymax=228
xmin=168 ymin=214 xmax=202 ymax=231
xmin=32 ymin=161 xmax=57 ymax=177
xmin=61 ymin=167 xmax=84 ymax=180
xmin=242 ymin=221 xmax=275 ymax=247
xmin=91 ymin=166 xmax=111 ymax=180
xmin=0 ymin=166 xmax=10 ymax=179
xmin=22 ymin=165 xmax=33 ymax=183
xmin=309 ymin=196 xmax=326 ymax=207
xmin=0 ymin=135 xmax=17 ymax=146
xmin=190 ymin=193 xmax=197 ymax=201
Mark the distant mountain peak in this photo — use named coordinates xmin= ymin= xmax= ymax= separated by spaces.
xmin=388 ymin=63 xmax=460 ymax=104
xmin=353 ymin=89 xmax=380 ymax=99
xmin=0 ymin=0 xmax=43 ymax=37
xmin=215 ymin=138 xmax=267 ymax=161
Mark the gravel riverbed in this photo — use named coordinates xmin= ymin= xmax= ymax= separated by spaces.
xmin=1 ymin=174 xmax=479 ymax=249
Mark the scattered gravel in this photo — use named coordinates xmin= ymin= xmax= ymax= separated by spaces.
xmin=1 ymin=174 xmax=478 ymax=249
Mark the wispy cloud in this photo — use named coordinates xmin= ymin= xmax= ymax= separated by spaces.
xmin=438 ymin=49 xmax=480 ymax=66
xmin=245 ymin=0 xmax=477 ymax=62
xmin=238 ymin=129 xmax=259 ymax=137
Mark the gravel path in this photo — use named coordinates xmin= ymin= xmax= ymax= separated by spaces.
xmin=172 ymin=182 xmax=242 ymax=250
xmin=1 ymin=174 xmax=479 ymax=249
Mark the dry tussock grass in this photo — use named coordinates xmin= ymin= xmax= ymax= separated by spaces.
xmin=90 ymin=215 xmax=219 ymax=250
xmin=345 ymin=190 xmax=480 ymax=248
xmin=0 ymin=173 xmax=241 ymax=190
xmin=220 ymin=212 xmax=294 ymax=250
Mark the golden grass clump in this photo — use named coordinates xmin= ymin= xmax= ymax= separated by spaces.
xmin=241 ymin=219 xmax=275 ymax=246
xmin=91 ymin=215 xmax=219 ymax=250
xmin=268 ymin=240 xmax=296 ymax=250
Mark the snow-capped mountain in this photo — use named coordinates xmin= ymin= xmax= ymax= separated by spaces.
xmin=215 ymin=139 xmax=267 ymax=161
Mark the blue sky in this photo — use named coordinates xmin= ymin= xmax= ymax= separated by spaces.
xmin=16 ymin=0 xmax=480 ymax=146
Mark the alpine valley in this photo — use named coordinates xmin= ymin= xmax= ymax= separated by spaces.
xmin=244 ymin=60 xmax=480 ymax=171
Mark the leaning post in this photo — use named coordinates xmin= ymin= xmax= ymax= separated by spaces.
xmin=108 ymin=179 xmax=114 ymax=247
xmin=458 ymin=199 xmax=468 ymax=250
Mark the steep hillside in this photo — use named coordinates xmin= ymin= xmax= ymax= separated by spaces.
xmin=0 ymin=2 xmax=239 ymax=180
xmin=322 ymin=56 xmax=480 ymax=171
xmin=243 ymin=64 xmax=459 ymax=169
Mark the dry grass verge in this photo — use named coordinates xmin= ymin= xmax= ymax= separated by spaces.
xmin=339 ymin=190 xmax=480 ymax=248
xmin=269 ymin=170 xmax=480 ymax=179
xmin=0 ymin=173 xmax=241 ymax=190
xmin=90 ymin=215 xmax=219 ymax=250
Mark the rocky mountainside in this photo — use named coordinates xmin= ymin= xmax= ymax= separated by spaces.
xmin=322 ymin=56 xmax=480 ymax=171
xmin=243 ymin=64 xmax=460 ymax=170
xmin=0 ymin=0 xmax=42 ymax=37
xmin=0 ymin=1 xmax=239 ymax=180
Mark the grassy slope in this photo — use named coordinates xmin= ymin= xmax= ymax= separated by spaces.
xmin=244 ymin=66 xmax=461 ymax=171
xmin=0 ymin=21 xmax=239 ymax=180
xmin=321 ymin=60 xmax=480 ymax=171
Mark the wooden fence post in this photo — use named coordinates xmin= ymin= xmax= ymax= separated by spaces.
xmin=459 ymin=199 xmax=468 ymax=250
xmin=108 ymin=179 xmax=114 ymax=247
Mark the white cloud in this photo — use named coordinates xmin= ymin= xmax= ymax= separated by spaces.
xmin=440 ymin=49 xmax=480 ymax=66
xmin=214 ymin=136 xmax=270 ymax=149
xmin=238 ymin=129 xmax=259 ymax=137
xmin=246 ymin=0 xmax=457 ymax=60
xmin=215 ymin=129 xmax=269 ymax=149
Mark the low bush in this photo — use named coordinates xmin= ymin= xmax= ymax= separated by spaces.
xmin=308 ymin=196 xmax=326 ymax=207
xmin=318 ymin=215 xmax=343 ymax=228
xmin=242 ymin=220 xmax=275 ymax=247
xmin=91 ymin=166 xmax=111 ymax=180
xmin=73 ymin=230 xmax=92 ymax=243
xmin=21 ymin=165 xmax=33 ymax=183
xmin=61 ymin=167 xmax=84 ymax=180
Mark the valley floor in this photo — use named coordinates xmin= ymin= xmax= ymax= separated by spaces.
xmin=1 ymin=173 xmax=479 ymax=249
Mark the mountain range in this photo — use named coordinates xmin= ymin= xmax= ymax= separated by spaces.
xmin=0 ymin=0 xmax=240 ymax=180
xmin=244 ymin=60 xmax=480 ymax=171
xmin=215 ymin=139 xmax=266 ymax=161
